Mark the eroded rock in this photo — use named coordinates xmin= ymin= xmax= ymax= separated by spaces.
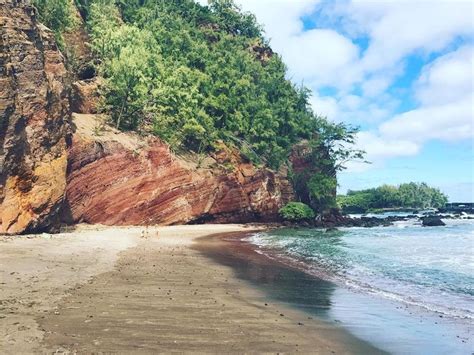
xmin=63 ymin=114 xmax=294 ymax=226
xmin=0 ymin=0 xmax=70 ymax=234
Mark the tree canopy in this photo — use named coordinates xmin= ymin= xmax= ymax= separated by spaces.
xmin=337 ymin=182 xmax=448 ymax=213
xmin=81 ymin=0 xmax=360 ymax=168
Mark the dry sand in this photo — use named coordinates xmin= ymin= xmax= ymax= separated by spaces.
xmin=1 ymin=224 xmax=375 ymax=354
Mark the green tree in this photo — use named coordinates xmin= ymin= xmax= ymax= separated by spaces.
xmin=33 ymin=0 xmax=77 ymax=45
xmin=338 ymin=182 xmax=448 ymax=213
xmin=103 ymin=44 xmax=157 ymax=130
xmin=307 ymin=173 xmax=338 ymax=213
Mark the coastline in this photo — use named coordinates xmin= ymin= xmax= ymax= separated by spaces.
xmin=0 ymin=224 xmax=377 ymax=353
xmin=212 ymin=227 xmax=473 ymax=354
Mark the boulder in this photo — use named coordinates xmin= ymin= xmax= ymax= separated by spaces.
xmin=421 ymin=216 xmax=446 ymax=227
xmin=71 ymin=78 xmax=101 ymax=114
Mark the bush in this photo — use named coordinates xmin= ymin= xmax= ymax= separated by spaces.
xmin=279 ymin=202 xmax=315 ymax=221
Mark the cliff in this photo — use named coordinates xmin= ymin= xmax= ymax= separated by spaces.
xmin=0 ymin=0 xmax=70 ymax=234
xmin=64 ymin=114 xmax=293 ymax=226
xmin=0 ymin=0 xmax=295 ymax=235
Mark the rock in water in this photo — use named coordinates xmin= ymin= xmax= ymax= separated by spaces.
xmin=0 ymin=1 xmax=70 ymax=234
xmin=421 ymin=216 xmax=446 ymax=227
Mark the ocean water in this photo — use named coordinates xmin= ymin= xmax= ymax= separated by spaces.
xmin=249 ymin=219 xmax=474 ymax=320
xmin=245 ymin=218 xmax=474 ymax=353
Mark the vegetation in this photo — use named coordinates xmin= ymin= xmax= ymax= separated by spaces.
xmin=291 ymin=122 xmax=364 ymax=213
xmin=83 ymin=0 xmax=361 ymax=165
xmin=32 ymin=0 xmax=77 ymax=45
xmin=34 ymin=0 xmax=366 ymax=214
xmin=279 ymin=202 xmax=315 ymax=221
xmin=337 ymin=182 xmax=448 ymax=214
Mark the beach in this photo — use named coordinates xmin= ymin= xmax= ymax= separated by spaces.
xmin=0 ymin=224 xmax=377 ymax=354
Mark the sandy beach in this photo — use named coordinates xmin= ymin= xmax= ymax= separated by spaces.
xmin=0 ymin=224 xmax=377 ymax=353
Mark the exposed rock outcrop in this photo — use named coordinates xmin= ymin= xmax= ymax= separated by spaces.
xmin=71 ymin=78 xmax=101 ymax=114
xmin=63 ymin=114 xmax=294 ymax=226
xmin=0 ymin=1 xmax=295 ymax=234
xmin=0 ymin=1 xmax=70 ymax=234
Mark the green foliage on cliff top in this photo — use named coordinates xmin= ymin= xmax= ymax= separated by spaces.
xmin=34 ymin=0 xmax=366 ymax=211
xmin=337 ymin=182 xmax=448 ymax=213
xmin=279 ymin=202 xmax=315 ymax=221
xmin=79 ymin=0 xmax=360 ymax=169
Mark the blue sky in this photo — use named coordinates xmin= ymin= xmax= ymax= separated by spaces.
xmin=196 ymin=0 xmax=474 ymax=202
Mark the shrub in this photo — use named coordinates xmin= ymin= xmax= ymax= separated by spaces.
xmin=279 ymin=202 xmax=315 ymax=221
xmin=33 ymin=0 xmax=77 ymax=46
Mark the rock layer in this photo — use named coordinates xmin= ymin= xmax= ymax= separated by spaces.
xmin=64 ymin=114 xmax=293 ymax=226
xmin=0 ymin=1 xmax=70 ymax=234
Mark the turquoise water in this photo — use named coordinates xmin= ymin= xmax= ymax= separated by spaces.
xmin=250 ymin=219 xmax=474 ymax=320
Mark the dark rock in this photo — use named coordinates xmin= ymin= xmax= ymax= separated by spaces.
xmin=421 ymin=216 xmax=446 ymax=227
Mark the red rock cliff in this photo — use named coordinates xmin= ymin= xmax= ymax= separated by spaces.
xmin=0 ymin=0 xmax=70 ymax=234
xmin=63 ymin=114 xmax=293 ymax=226
xmin=0 ymin=1 xmax=295 ymax=234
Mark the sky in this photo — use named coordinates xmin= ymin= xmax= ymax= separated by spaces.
xmin=197 ymin=0 xmax=474 ymax=202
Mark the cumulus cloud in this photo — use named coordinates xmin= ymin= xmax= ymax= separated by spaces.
xmin=196 ymin=0 xmax=473 ymax=174
xmin=416 ymin=45 xmax=474 ymax=105
xmin=353 ymin=131 xmax=420 ymax=166
xmin=282 ymin=29 xmax=360 ymax=87
xmin=328 ymin=0 xmax=474 ymax=73
xmin=380 ymin=94 xmax=473 ymax=143
xmin=380 ymin=46 xmax=473 ymax=144
xmin=310 ymin=91 xmax=394 ymax=125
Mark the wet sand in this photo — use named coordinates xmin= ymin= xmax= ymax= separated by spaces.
xmin=1 ymin=224 xmax=378 ymax=353
xmin=203 ymin=232 xmax=473 ymax=355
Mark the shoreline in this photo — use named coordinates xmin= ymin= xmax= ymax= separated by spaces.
xmin=0 ymin=224 xmax=377 ymax=353
xmin=217 ymin=227 xmax=473 ymax=354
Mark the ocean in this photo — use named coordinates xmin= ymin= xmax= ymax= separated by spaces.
xmin=242 ymin=217 xmax=474 ymax=354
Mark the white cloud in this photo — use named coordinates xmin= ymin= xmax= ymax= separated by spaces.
xmin=361 ymin=74 xmax=394 ymax=97
xmin=357 ymin=131 xmax=420 ymax=159
xmin=196 ymin=0 xmax=473 ymax=177
xmin=282 ymin=29 xmax=360 ymax=88
xmin=331 ymin=0 xmax=474 ymax=74
xmin=416 ymin=45 xmax=474 ymax=105
xmin=233 ymin=0 xmax=318 ymax=39
xmin=380 ymin=46 xmax=474 ymax=144
xmin=310 ymin=91 xmax=394 ymax=125
xmin=380 ymin=94 xmax=473 ymax=143
xmin=309 ymin=94 xmax=339 ymax=119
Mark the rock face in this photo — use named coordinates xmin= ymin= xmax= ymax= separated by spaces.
xmin=0 ymin=1 xmax=70 ymax=234
xmin=63 ymin=114 xmax=293 ymax=226
xmin=0 ymin=1 xmax=295 ymax=234
xmin=70 ymin=79 xmax=101 ymax=114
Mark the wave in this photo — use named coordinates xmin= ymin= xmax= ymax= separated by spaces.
xmin=246 ymin=225 xmax=474 ymax=320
